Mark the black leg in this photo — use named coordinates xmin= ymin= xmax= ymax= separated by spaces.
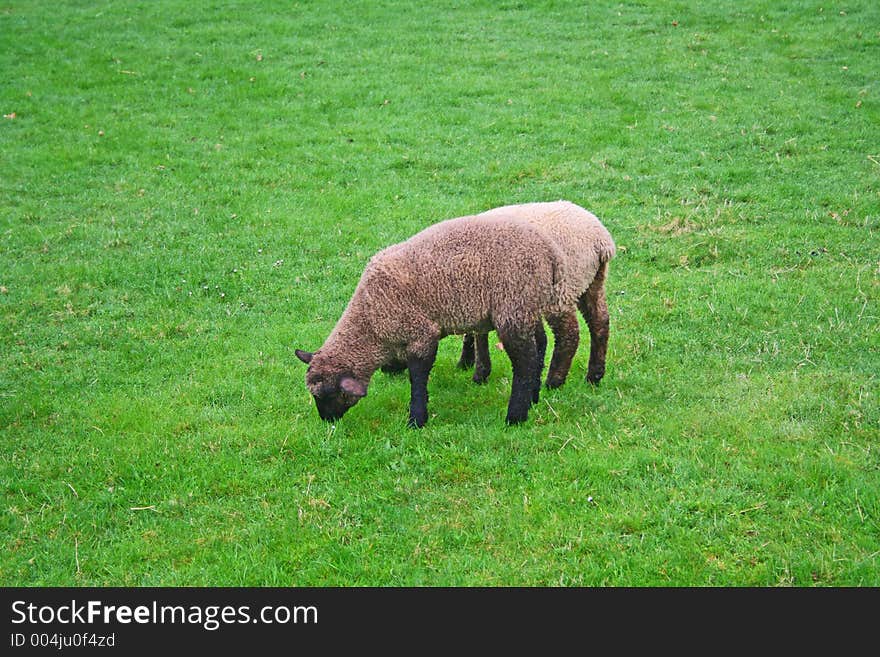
xmin=497 ymin=325 xmax=538 ymax=425
xmin=545 ymin=312 xmax=580 ymax=388
xmin=473 ymin=333 xmax=492 ymax=384
xmin=407 ymin=341 xmax=438 ymax=428
xmin=381 ymin=359 xmax=407 ymax=375
xmin=532 ymin=321 xmax=547 ymax=404
xmin=457 ymin=334 xmax=475 ymax=369
xmin=578 ymin=263 xmax=610 ymax=385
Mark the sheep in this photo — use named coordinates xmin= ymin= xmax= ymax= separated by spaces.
xmin=295 ymin=200 xmax=615 ymax=427
xmin=455 ymin=201 xmax=616 ymax=389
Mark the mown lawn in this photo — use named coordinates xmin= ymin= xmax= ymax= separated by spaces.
xmin=1 ymin=0 xmax=878 ymax=586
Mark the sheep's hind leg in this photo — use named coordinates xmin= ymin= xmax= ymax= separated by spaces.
xmin=577 ymin=263 xmax=610 ymax=385
xmin=472 ymin=333 xmax=492 ymax=384
xmin=533 ymin=321 xmax=547 ymax=403
xmin=544 ymin=311 xmax=580 ymax=389
xmin=497 ymin=325 xmax=538 ymax=425
xmin=406 ymin=339 xmax=439 ymax=428
xmin=457 ymin=334 xmax=475 ymax=369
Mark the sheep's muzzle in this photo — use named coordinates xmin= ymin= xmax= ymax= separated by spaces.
xmin=313 ymin=394 xmax=357 ymax=422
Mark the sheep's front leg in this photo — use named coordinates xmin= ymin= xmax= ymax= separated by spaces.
xmin=381 ymin=359 xmax=407 ymax=375
xmin=473 ymin=333 xmax=492 ymax=384
xmin=406 ymin=339 xmax=439 ymax=428
xmin=497 ymin=325 xmax=538 ymax=425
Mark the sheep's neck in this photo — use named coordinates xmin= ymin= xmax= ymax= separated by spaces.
xmin=322 ymin=305 xmax=385 ymax=381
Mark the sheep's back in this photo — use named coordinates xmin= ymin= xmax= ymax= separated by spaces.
xmin=366 ymin=215 xmax=564 ymax=334
xmin=478 ymin=200 xmax=615 ymax=306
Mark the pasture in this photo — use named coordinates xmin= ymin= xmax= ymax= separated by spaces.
xmin=1 ymin=0 xmax=878 ymax=585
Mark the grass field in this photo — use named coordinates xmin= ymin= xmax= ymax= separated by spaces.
xmin=2 ymin=0 xmax=878 ymax=586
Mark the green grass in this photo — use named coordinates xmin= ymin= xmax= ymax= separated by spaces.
xmin=1 ymin=0 xmax=878 ymax=586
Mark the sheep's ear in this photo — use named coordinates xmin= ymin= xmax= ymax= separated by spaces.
xmin=339 ymin=377 xmax=367 ymax=398
xmin=295 ymin=349 xmax=314 ymax=364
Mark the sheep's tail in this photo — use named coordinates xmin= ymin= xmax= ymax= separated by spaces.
xmin=597 ymin=242 xmax=616 ymax=264
xmin=595 ymin=225 xmax=617 ymax=265
xmin=585 ymin=224 xmax=615 ymax=304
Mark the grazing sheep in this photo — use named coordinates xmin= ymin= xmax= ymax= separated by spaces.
xmin=457 ymin=201 xmax=614 ymax=389
xmin=296 ymin=201 xmax=615 ymax=427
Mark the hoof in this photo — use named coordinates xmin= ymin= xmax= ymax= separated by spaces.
xmin=457 ymin=356 xmax=475 ymax=369
xmin=407 ymin=415 xmax=428 ymax=429
xmin=472 ymin=365 xmax=491 ymax=384
xmin=545 ymin=368 xmax=567 ymax=388
xmin=505 ymin=410 xmax=529 ymax=425
xmin=586 ymin=371 xmax=604 ymax=385
xmin=545 ymin=376 xmax=566 ymax=389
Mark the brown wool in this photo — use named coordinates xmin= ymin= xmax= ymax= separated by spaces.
xmin=301 ymin=200 xmax=615 ymax=425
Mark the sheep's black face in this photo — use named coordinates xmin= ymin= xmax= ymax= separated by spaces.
xmin=313 ymin=389 xmax=360 ymax=422
xmin=296 ymin=349 xmax=367 ymax=422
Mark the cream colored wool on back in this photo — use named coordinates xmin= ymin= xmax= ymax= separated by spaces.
xmin=477 ymin=200 xmax=616 ymax=313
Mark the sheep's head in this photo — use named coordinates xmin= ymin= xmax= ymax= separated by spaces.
xmin=295 ymin=349 xmax=367 ymax=422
